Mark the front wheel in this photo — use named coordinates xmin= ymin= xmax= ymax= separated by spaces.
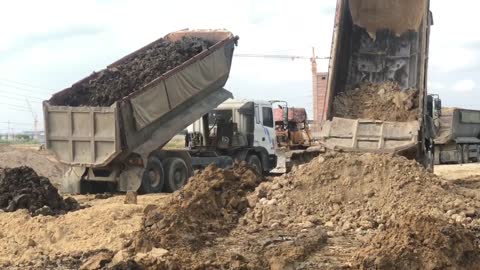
xmin=140 ymin=157 xmax=165 ymax=193
xmin=164 ymin=158 xmax=190 ymax=192
xmin=247 ymin=154 xmax=263 ymax=175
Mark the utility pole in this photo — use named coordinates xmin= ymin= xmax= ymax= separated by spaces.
xmin=25 ymin=98 xmax=38 ymax=140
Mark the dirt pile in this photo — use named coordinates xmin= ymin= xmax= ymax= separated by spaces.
xmin=0 ymin=145 xmax=67 ymax=187
xmin=49 ymin=36 xmax=212 ymax=107
xmin=333 ymin=81 xmax=419 ymax=121
xmin=136 ymin=163 xmax=261 ymax=252
xmin=0 ymin=194 xmax=167 ymax=268
xmin=102 ymin=153 xmax=480 ymax=269
xmin=0 ymin=166 xmax=79 ymax=216
xmin=242 ymin=153 xmax=480 ymax=269
xmin=354 ymin=215 xmax=480 ymax=270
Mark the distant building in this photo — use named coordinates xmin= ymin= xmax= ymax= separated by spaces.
xmin=311 ymin=58 xmax=328 ymax=134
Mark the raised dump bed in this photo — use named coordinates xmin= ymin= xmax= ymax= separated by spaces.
xmin=319 ymin=0 xmax=441 ymax=169
xmin=43 ymin=29 xmax=238 ymax=193
xmin=44 ymin=29 xmax=237 ymax=166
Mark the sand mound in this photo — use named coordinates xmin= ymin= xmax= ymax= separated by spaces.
xmin=0 ymin=166 xmax=79 ymax=216
xmin=333 ymin=81 xmax=419 ymax=121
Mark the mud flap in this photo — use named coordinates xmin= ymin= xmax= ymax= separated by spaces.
xmin=118 ymin=167 xmax=143 ymax=192
xmin=62 ymin=166 xmax=86 ymax=194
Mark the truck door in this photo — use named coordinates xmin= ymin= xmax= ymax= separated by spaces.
xmin=253 ymin=104 xmax=276 ymax=155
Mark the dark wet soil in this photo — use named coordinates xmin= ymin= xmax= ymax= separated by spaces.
xmin=49 ymin=37 xmax=212 ymax=107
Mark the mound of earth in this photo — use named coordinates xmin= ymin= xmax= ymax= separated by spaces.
xmin=0 ymin=145 xmax=66 ymax=188
xmin=0 ymin=194 xmax=168 ymax=268
xmin=333 ymin=81 xmax=419 ymax=121
xmin=136 ymin=162 xmax=261 ymax=253
xmin=104 ymin=153 xmax=480 ymax=269
xmin=354 ymin=215 xmax=480 ymax=270
xmin=0 ymin=166 xmax=79 ymax=216
xmin=49 ymin=36 xmax=212 ymax=107
xmin=241 ymin=153 xmax=480 ymax=269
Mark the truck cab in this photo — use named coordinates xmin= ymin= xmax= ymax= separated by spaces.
xmin=187 ymin=99 xmax=277 ymax=174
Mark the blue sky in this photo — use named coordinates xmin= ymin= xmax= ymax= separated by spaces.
xmin=0 ymin=0 xmax=479 ymax=133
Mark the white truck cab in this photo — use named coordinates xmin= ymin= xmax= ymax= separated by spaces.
xmin=187 ymin=99 xmax=277 ymax=173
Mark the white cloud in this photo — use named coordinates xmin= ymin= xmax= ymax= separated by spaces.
xmin=452 ymin=79 xmax=476 ymax=92
xmin=428 ymin=81 xmax=446 ymax=91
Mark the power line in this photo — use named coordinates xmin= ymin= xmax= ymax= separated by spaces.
xmin=0 ymin=121 xmax=33 ymax=126
xmin=235 ymin=53 xmax=330 ymax=60
xmin=0 ymin=78 xmax=54 ymax=92
xmin=0 ymin=86 xmax=49 ymax=99
xmin=0 ymin=94 xmax=42 ymax=104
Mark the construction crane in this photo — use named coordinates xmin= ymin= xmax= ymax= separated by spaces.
xmin=235 ymin=53 xmax=329 ymax=61
xmin=25 ymin=98 xmax=38 ymax=140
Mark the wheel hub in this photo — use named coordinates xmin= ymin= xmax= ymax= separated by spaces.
xmin=148 ymin=169 xmax=160 ymax=187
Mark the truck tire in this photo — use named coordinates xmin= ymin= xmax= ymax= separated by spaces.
xmin=247 ymin=154 xmax=262 ymax=174
xmin=163 ymin=158 xmax=190 ymax=192
xmin=140 ymin=157 xmax=165 ymax=193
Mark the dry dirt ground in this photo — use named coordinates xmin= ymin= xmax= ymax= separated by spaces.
xmin=0 ymin=194 xmax=169 ymax=269
xmin=435 ymin=163 xmax=480 ymax=180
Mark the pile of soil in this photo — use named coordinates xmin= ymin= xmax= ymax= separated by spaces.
xmin=0 ymin=195 xmax=166 ymax=268
xmin=354 ymin=215 xmax=480 ymax=270
xmin=0 ymin=166 xmax=79 ymax=216
xmin=123 ymin=153 xmax=480 ymax=269
xmin=0 ymin=145 xmax=67 ymax=188
xmin=333 ymin=81 xmax=419 ymax=121
xmin=136 ymin=162 xmax=261 ymax=253
xmin=49 ymin=36 xmax=213 ymax=107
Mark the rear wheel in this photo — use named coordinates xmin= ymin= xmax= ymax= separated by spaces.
xmin=164 ymin=158 xmax=190 ymax=192
xmin=140 ymin=157 xmax=165 ymax=193
xmin=247 ymin=154 xmax=263 ymax=174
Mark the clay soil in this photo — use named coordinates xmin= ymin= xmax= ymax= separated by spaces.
xmin=333 ymin=81 xmax=419 ymax=122
xmin=49 ymin=37 xmax=212 ymax=107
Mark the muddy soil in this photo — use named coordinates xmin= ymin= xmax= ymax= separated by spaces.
xmin=0 ymin=166 xmax=79 ymax=216
xmin=333 ymin=81 xmax=419 ymax=121
xmin=49 ymin=37 xmax=212 ymax=107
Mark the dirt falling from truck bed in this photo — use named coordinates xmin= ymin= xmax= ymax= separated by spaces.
xmin=333 ymin=81 xmax=419 ymax=121
xmin=49 ymin=37 xmax=213 ymax=107
xmin=0 ymin=166 xmax=79 ymax=216
xmin=127 ymin=153 xmax=480 ymax=270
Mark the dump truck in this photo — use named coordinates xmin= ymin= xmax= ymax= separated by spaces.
xmin=319 ymin=0 xmax=441 ymax=170
xmin=43 ymin=29 xmax=238 ymax=193
xmin=187 ymin=100 xmax=322 ymax=174
xmin=435 ymin=107 xmax=480 ymax=164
